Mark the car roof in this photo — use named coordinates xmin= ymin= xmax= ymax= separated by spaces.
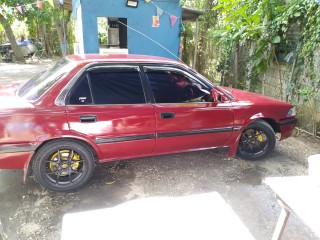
xmin=66 ymin=54 xmax=186 ymax=68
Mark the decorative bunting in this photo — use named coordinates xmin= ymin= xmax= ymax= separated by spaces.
xmin=24 ymin=5 xmax=32 ymax=11
xmin=1 ymin=0 xmax=182 ymax=30
xmin=156 ymin=7 xmax=164 ymax=16
xmin=152 ymin=15 xmax=160 ymax=27
xmin=170 ymin=15 xmax=178 ymax=27
xmin=37 ymin=1 xmax=43 ymax=10
xmin=47 ymin=0 xmax=54 ymax=7
xmin=0 ymin=0 xmax=68 ymax=16
xmin=6 ymin=7 xmax=13 ymax=15
xmin=147 ymin=0 xmax=181 ymax=28
xmin=16 ymin=5 xmax=23 ymax=14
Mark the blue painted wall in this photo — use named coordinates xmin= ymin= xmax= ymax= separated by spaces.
xmin=72 ymin=0 xmax=181 ymax=59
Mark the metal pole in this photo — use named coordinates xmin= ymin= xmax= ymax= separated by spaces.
xmin=193 ymin=18 xmax=199 ymax=69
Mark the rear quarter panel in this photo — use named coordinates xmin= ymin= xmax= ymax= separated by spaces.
xmin=0 ymin=106 xmax=70 ymax=169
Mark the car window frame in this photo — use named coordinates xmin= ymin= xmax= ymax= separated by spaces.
xmin=64 ymin=64 xmax=150 ymax=106
xmin=141 ymin=65 xmax=214 ymax=104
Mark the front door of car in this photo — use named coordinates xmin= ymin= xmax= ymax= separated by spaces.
xmin=143 ymin=66 xmax=234 ymax=153
xmin=66 ymin=65 xmax=155 ymax=161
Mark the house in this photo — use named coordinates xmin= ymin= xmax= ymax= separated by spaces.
xmin=65 ymin=0 xmax=182 ymax=59
xmin=61 ymin=0 xmax=203 ymax=61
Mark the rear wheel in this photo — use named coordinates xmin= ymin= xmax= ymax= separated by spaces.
xmin=33 ymin=140 xmax=95 ymax=192
xmin=237 ymin=120 xmax=276 ymax=160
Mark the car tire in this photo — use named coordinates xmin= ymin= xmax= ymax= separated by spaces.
xmin=33 ymin=140 xmax=95 ymax=192
xmin=237 ymin=120 xmax=276 ymax=160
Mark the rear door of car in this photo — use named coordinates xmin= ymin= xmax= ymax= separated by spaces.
xmin=66 ymin=64 xmax=156 ymax=161
xmin=143 ymin=65 xmax=234 ymax=153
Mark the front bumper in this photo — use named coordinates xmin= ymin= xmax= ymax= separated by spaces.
xmin=279 ymin=118 xmax=297 ymax=140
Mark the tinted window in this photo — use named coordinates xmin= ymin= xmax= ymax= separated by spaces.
xmin=145 ymin=68 xmax=211 ymax=103
xmin=69 ymin=66 xmax=145 ymax=105
xmin=69 ymin=75 xmax=93 ymax=105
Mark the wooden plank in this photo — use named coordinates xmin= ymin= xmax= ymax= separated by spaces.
xmin=265 ymin=176 xmax=320 ymax=238
xmin=271 ymin=207 xmax=290 ymax=240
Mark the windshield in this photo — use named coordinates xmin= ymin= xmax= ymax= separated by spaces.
xmin=17 ymin=58 xmax=76 ymax=101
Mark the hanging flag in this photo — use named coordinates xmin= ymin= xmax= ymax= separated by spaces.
xmin=157 ymin=7 xmax=164 ymax=16
xmin=152 ymin=15 xmax=160 ymax=27
xmin=48 ymin=0 xmax=54 ymax=7
xmin=37 ymin=1 xmax=43 ymax=10
xmin=16 ymin=5 xmax=23 ymax=14
xmin=24 ymin=5 xmax=31 ymax=11
xmin=170 ymin=15 xmax=178 ymax=27
xmin=6 ymin=7 xmax=13 ymax=15
xmin=59 ymin=0 xmax=64 ymax=4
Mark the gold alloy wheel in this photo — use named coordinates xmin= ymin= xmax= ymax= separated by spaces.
xmin=239 ymin=128 xmax=268 ymax=155
xmin=49 ymin=150 xmax=81 ymax=177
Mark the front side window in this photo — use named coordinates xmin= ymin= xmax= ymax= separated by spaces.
xmin=68 ymin=66 xmax=146 ymax=105
xmin=144 ymin=67 xmax=212 ymax=103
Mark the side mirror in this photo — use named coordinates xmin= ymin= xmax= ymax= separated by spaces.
xmin=211 ymin=89 xmax=218 ymax=103
xmin=211 ymin=89 xmax=226 ymax=103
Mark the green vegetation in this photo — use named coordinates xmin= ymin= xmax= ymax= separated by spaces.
xmin=0 ymin=0 xmax=73 ymax=61
xmin=0 ymin=0 xmax=319 ymax=136
xmin=182 ymin=0 xmax=320 ymax=136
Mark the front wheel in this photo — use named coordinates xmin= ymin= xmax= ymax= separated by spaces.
xmin=237 ymin=120 xmax=276 ymax=160
xmin=33 ymin=140 xmax=95 ymax=192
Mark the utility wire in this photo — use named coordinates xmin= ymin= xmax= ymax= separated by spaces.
xmin=117 ymin=20 xmax=181 ymax=61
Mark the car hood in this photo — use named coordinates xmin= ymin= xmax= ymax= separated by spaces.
xmin=220 ymin=87 xmax=293 ymax=107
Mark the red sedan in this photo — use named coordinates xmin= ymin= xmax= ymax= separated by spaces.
xmin=0 ymin=54 xmax=297 ymax=191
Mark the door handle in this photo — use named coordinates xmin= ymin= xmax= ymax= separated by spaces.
xmin=80 ymin=115 xmax=97 ymax=123
xmin=160 ymin=112 xmax=175 ymax=119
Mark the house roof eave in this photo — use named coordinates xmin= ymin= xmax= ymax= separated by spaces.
xmin=182 ymin=7 xmax=205 ymax=22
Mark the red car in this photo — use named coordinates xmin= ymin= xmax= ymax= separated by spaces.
xmin=0 ymin=54 xmax=297 ymax=191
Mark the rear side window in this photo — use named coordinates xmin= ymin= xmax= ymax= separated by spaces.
xmin=68 ymin=66 xmax=146 ymax=105
xmin=69 ymin=75 xmax=93 ymax=105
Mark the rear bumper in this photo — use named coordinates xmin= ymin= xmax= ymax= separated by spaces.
xmin=0 ymin=143 xmax=36 ymax=169
xmin=0 ymin=151 xmax=33 ymax=169
xmin=279 ymin=118 xmax=297 ymax=140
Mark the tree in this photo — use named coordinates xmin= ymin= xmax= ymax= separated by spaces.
xmin=0 ymin=4 xmax=26 ymax=63
xmin=1 ymin=0 xmax=73 ymax=60
xmin=53 ymin=5 xmax=72 ymax=56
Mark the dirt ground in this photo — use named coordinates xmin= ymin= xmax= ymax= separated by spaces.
xmin=0 ymin=60 xmax=320 ymax=240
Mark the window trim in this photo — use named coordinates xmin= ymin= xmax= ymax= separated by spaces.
xmin=142 ymin=65 xmax=213 ymax=104
xmin=64 ymin=64 xmax=148 ymax=106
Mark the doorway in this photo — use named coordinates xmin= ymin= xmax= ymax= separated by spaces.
xmin=97 ymin=17 xmax=128 ymax=54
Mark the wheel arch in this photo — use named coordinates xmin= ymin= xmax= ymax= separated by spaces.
xmin=25 ymin=137 xmax=100 ymax=179
xmin=227 ymin=118 xmax=278 ymax=157
xmin=260 ymin=118 xmax=280 ymax=133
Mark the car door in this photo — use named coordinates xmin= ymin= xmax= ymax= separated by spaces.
xmin=143 ymin=66 xmax=234 ymax=153
xmin=66 ymin=65 xmax=156 ymax=161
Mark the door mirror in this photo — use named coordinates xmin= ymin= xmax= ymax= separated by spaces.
xmin=211 ymin=89 xmax=218 ymax=103
xmin=211 ymin=89 xmax=227 ymax=103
